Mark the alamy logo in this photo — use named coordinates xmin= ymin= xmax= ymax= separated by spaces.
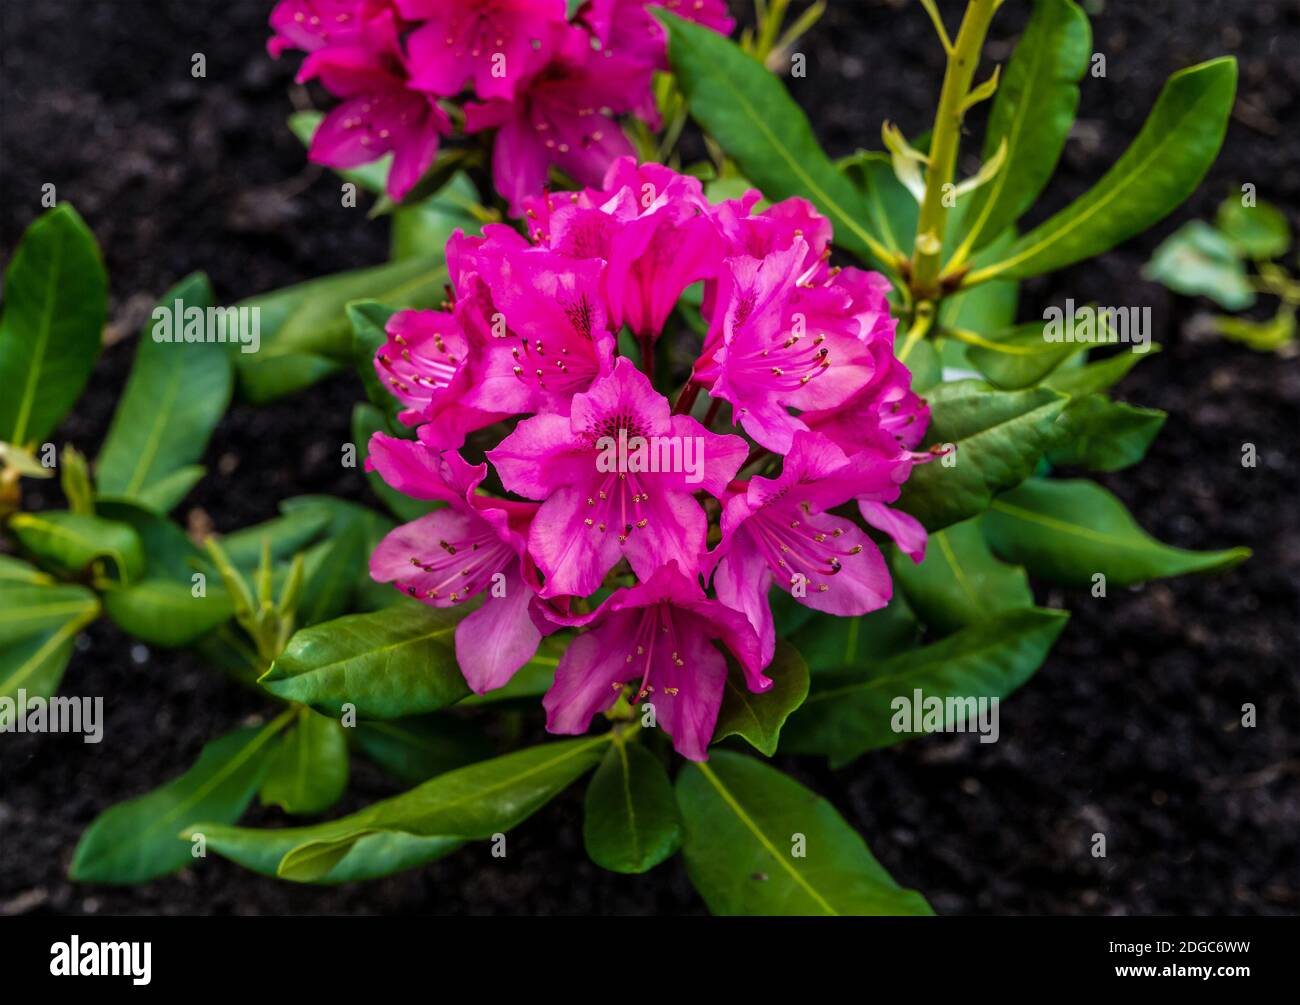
xmin=890 ymin=689 xmax=1000 ymax=743
xmin=0 ymin=689 xmax=103 ymax=743
xmin=50 ymin=937 xmax=151 ymax=985
xmin=152 ymin=300 xmax=260 ymax=353
xmin=595 ymin=430 xmax=706 ymax=485
xmin=1042 ymin=298 xmax=1151 ymax=353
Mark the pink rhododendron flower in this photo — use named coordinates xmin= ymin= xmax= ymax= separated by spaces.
xmin=360 ymin=160 xmax=929 ymax=762
xmin=268 ymin=0 xmax=400 ymax=58
xmin=299 ymin=43 xmax=450 ymax=199
xmin=367 ymin=434 xmax=550 ymax=693
xmin=464 ymin=28 xmax=647 ymax=214
xmin=489 ymin=357 xmax=747 ymax=597
xmin=542 ymin=561 xmax=763 ymax=761
xmin=582 ymin=0 xmax=735 ymax=69
xmin=521 ymin=158 xmax=720 ymax=340
xmin=402 ymin=0 xmax=566 ymax=101
xmin=710 ymin=431 xmax=918 ymax=665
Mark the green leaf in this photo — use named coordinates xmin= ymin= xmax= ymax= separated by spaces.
xmin=0 ymin=555 xmax=52 ymax=585
xmin=230 ymin=255 xmax=445 ymax=402
xmin=658 ymin=11 xmax=888 ymax=270
xmin=712 ymin=642 xmax=809 ymax=756
xmin=70 ymin=717 xmax=287 ymax=884
xmin=390 ymin=172 xmax=482 ymax=261
xmin=938 ymin=229 xmax=1020 ymax=338
xmin=890 ymin=518 xmax=1033 ymax=636
xmin=349 ymin=300 xmax=402 ymax=427
xmin=783 ymin=608 xmax=1069 ymax=766
xmin=260 ymin=603 xmax=469 ymax=718
xmin=677 ymin=750 xmax=933 ymax=915
xmin=894 ymin=381 xmax=1068 ymax=530
xmin=1142 ymin=220 xmax=1255 ymax=309
xmin=9 ymin=511 xmax=145 ymax=583
xmin=102 ymin=578 xmax=233 ymax=647
xmin=0 ymin=589 xmax=98 ymax=706
xmin=0 ymin=204 xmax=107 ymax=446
xmin=1213 ymin=303 xmax=1297 ymax=352
xmin=260 ymin=708 xmax=349 ymax=816
xmin=958 ymin=0 xmax=1091 ymax=253
xmin=134 ymin=464 xmax=206 ymax=514
xmin=354 ymin=714 xmax=494 ymax=784
xmin=841 ymin=151 xmax=918 ymax=257
xmin=186 ymin=823 xmax=462 ymax=884
xmin=1217 ymin=196 xmax=1291 ymax=259
xmin=1043 ymin=345 xmax=1159 ymax=397
xmin=1047 ymin=394 xmax=1166 ymax=471
xmin=583 ymin=739 xmax=682 ymax=874
xmin=962 ymin=321 xmax=1089 ymax=389
xmin=0 ymin=582 xmax=98 ymax=648
xmin=982 ymin=477 xmax=1250 ymax=588
xmin=95 ymin=273 xmax=234 ymax=503
xmin=787 ymin=594 xmax=921 ymax=672
xmin=970 ymin=58 xmax=1237 ymax=282
xmin=274 ymin=735 xmax=611 ymax=881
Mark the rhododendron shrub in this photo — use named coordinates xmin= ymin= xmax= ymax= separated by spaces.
xmin=23 ymin=0 xmax=1251 ymax=914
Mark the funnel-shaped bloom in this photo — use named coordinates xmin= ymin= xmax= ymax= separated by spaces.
xmin=710 ymin=431 xmax=917 ymax=664
xmin=402 ymin=0 xmax=566 ymax=100
xmin=489 ymin=358 xmax=747 ymax=597
xmin=464 ymin=28 xmax=646 ymax=214
xmin=543 ymin=561 xmax=762 ymax=760
xmin=268 ymin=0 xmax=400 ymax=58
xmin=299 ymin=43 xmax=450 ymax=199
xmin=367 ymin=434 xmax=548 ymax=693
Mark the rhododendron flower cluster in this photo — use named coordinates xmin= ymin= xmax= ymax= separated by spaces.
xmin=366 ymin=157 xmax=931 ymax=760
xmin=268 ymin=0 xmax=734 ymax=208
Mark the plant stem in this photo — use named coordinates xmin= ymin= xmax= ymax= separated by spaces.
xmin=898 ymin=302 xmax=936 ymax=363
xmin=911 ymin=0 xmax=1002 ymax=298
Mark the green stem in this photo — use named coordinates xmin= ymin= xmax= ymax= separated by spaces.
xmin=911 ymin=0 xmax=1002 ymax=298
xmin=898 ymin=302 xmax=936 ymax=363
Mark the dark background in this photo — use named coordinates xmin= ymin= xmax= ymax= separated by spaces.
xmin=1 ymin=0 xmax=1297 ymax=915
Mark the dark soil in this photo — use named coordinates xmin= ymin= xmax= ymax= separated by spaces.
xmin=1 ymin=0 xmax=1297 ymax=916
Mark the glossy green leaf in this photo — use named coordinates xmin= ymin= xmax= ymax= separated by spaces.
xmin=354 ymin=714 xmax=494 ymax=784
xmin=970 ymin=58 xmax=1237 ymax=282
xmin=260 ymin=708 xmax=350 ymax=816
xmin=658 ymin=11 xmax=887 ymax=269
xmin=786 ymin=594 xmax=921 ymax=672
xmin=275 ymin=735 xmax=611 ymax=881
xmin=95 ymin=273 xmax=234 ymax=505
xmin=0 ymin=582 xmax=97 ymax=648
xmin=9 ymin=511 xmax=145 ymax=584
xmin=1047 ymin=394 xmax=1166 ymax=471
xmin=102 ymin=578 xmax=233 ymax=647
xmin=0 ymin=555 xmax=52 ymax=585
xmin=894 ymin=381 xmax=1068 ymax=530
xmin=219 ymin=505 xmax=332 ymax=569
xmin=1217 ymin=196 xmax=1291 ymax=259
xmin=959 ymin=0 xmax=1091 ymax=252
xmin=712 ymin=642 xmax=809 ymax=756
xmin=0 ymin=204 xmax=107 ymax=446
xmin=230 ymin=255 xmax=444 ymax=402
xmin=983 ymin=477 xmax=1250 ymax=588
xmin=260 ymin=603 xmax=468 ymax=718
xmin=186 ymin=823 xmax=462 ymax=884
xmin=677 ymin=750 xmax=932 ymax=915
xmin=0 ymin=588 xmax=98 ymax=706
xmin=962 ymin=321 xmax=1089 ymax=389
xmin=70 ymin=718 xmax=286 ymax=884
xmin=391 ymin=172 xmax=482 ymax=261
xmin=783 ymin=608 xmax=1068 ymax=766
xmin=1142 ymin=220 xmax=1255 ymax=309
xmin=1043 ymin=345 xmax=1158 ymax=397
xmin=134 ymin=464 xmax=206 ymax=514
xmin=583 ymin=739 xmax=682 ymax=874
xmin=840 ymin=151 xmax=917 ymax=257
xmin=890 ymin=518 xmax=1033 ymax=636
